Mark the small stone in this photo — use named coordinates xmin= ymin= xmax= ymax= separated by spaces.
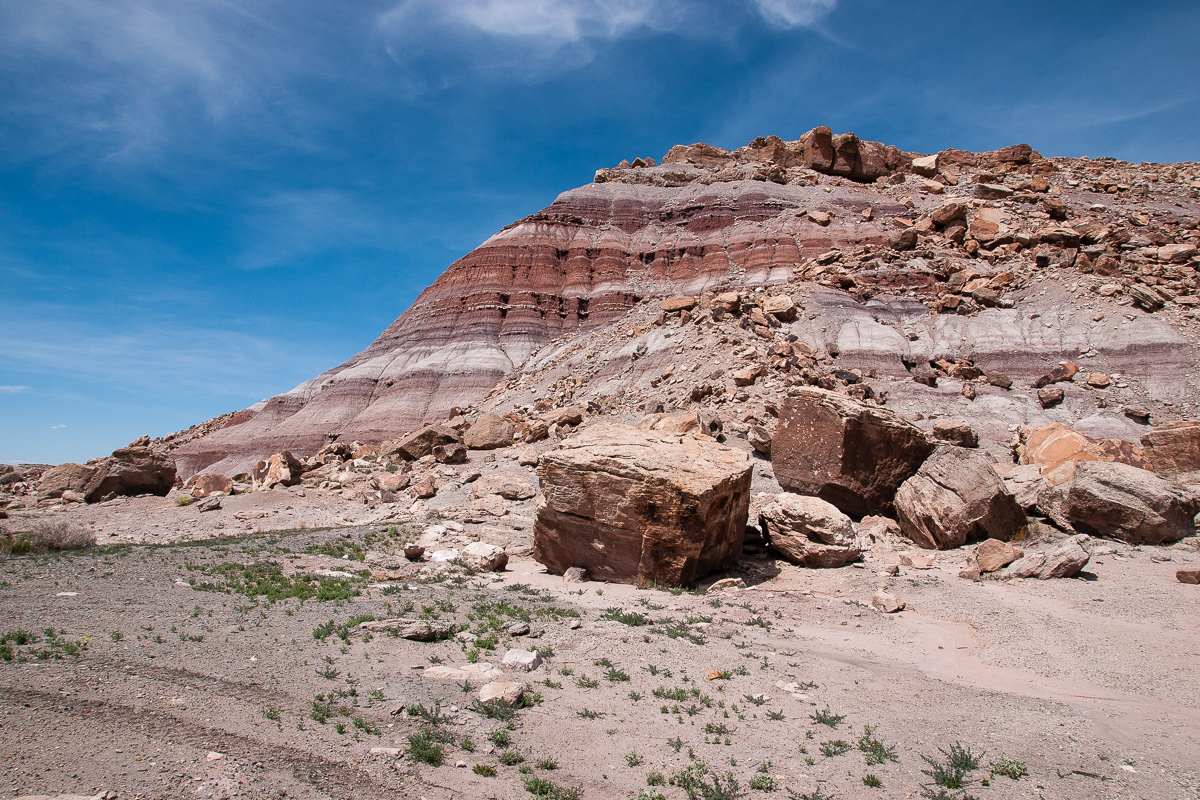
xmin=370 ymin=747 xmax=402 ymax=757
xmin=563 ymin=567 xmax=590 ymax=583
xmin=707 ymin=577 xmax=746 ymax=592
xmin=930 ymin=419 xmax=978 ymax=448
xmin=206 ymin=752 xmax=225 ymax=762
xmin=974 ymin=538 xmax=1022 ymax=573
xmin=807 ymin=210 xmax=831 ymax=226
xmin=1177 ymin=568 xmax=1200 ymax=585
xmin=987 ymin=372 xmax=1014 ymax=390
xmin=958 ymin=567 xmax=982 ymax=582
xmin=1123 ymin=404 xmax=1151 ymax=423
xmin=403 ymin=544 xmax=425 ymax=561
xmin=501 ymin=649 xmax=543 ymax=672
xmin=460 ymin=542 xmax=508 ymax=572
xmin=455 ymin=760 xmax=468 ymax=768
xmin=871 ymin=588 xmax=905 ymax=613
xmin=507 ymin=622 xmax=530 ymax=636
xmin=479 ymin=681 xmax=524 ymax=704
xmin=568 ymin=619 xmax=582 ymax=630
xmin=1038 ymin=386 xmax=1065 ymax=408
xmin=1086 ymin=372 xmax=1112 ymax=388
xmin=899 ymin=553 xmax=933 ymax=569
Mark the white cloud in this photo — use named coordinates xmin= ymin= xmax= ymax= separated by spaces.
xmin=751 ymin=0 xmax=837 ymax=29
xmin=0 ymin=385 xmax=30 ymax=394
xmin=50 ymin=424 xmax=67 ymax=429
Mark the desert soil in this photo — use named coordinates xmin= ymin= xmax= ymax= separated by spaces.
xmin=3 ymin=518 xmax=1200 ymax=800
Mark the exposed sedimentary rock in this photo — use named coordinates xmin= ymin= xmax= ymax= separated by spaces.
xmin=1141 ymin=420 xmax=1200 ymax=480
xmin=758 ymin=492 xmax=861 ymax=568
xmin=1000 ymin=534 xmax=1091 ymax=579
xmin=974 ymin=538 xmax=1023 ymax=573
xmin=532 ymin=424 xmax=752 ymax=586
xmin=384 ymin=425 xmax=460 ymax=462
xmin=773 ymin=388 xmax=933 ymax=516
xmin=1064 ymin=461 xmax=1199 ymax=544
xmin=1017 ymin=423 xmax=1149 ymax=486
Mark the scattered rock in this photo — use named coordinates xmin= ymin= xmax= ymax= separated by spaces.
xmin=252 ymin=452 xmax=303 ymax=490
xmin=506 ymin=622 xmax=530 ymax=636
xmin=470 ymin=493 xmax=508 ymax=517
xmin=432 ymin=443 xmax=468 ymax=463
xmin=660 ymin=296 xmax=697 ymax=312
xmin=460 ymin=542 xmax=509 ymax=572
xmin=761 ymin=295 xmax=798 ymax=321
xmin=1038 ymin=386 xmax=1065 ymax=408
xmin=759 ymin=493 xmax=861 ymax=568
xmin=388 ymin=425 xmax=460 ymax=461
xmin=1000 ymin=534 xmax=1090 ymax=579
xmin=501 ymin=649 xmax=542 ymax=672
xmin=748 ymin=425 xmax=772 ymax=456
xmin=412 ymin=475 xmax=439 ymax=499
xmin=974 ymin=538 xmax=1023 ymax=573
xmin=930 ymin=419 xmax=978 ymax=448
xmin=563 ymin=567 xmax=590 ymax=583
xmin=532 ymin=423 xmax=752 ymax=586
xmin=1065 ymin=461 xmax=1200 ymax=544
xmin=1177 ymin=569 xmax=1200 ymax=585
xmin=83 ymin=446 xmax=177 ymax=502
xmin=463 ymin=414 xmax=515 ymax=450
xmin=1017 ymin=423 xmax=1149 ymax=486
xmin=473 ymin=471 xmax=536 ymax=500
xmin=1123 ymin=404 xmax=1151 ymax=423
xmin=196 ymin=496 xmax=222 ymax=512
xmin=707 ymin=577 xmax=746 ymax=592
xmin=871 ymin=588 xmax=905 ymax=613
xmin=190 ymin=473 xmax=233 ymax=498
xmin=37 ymin=464 xmax=99 ymax=499
xmin=358 ymin=619 xmax=454 ymax=641
xmin=479 ymin=682 xmax=524 ymax=704
xmin=403 ymin=544 xmax=425 ymax=561
xmin=1141 ymin=419 xmax=1200 ymax=479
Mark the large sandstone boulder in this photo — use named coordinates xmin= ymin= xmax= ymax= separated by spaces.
xmin=463 ymin=414 xmax=514 ymax=450
xmin=1141 ymin=420 xmax=1200 ymax=480
xmin=772 ymin=388 xmax=933 ymax=516
xmin=83 ymin=446 xmax=177 ymax=502
xmin=1064 ymin=461 xmax=1200 ymax=544
xmin=38 ymin=463 xmax=99 ymax=499
xmin=758 ymin=493 xmax=861 ymax=568
xmin=532 ymin=424 xmax=752 ymax=586
xmin=1017 ymin=424 xmax=1149 ymax=486
xmin=251 ymin=452 xmax=303 ymax=490
xmin=385 ymin=424 xmax=460 ymax=461
xmin=894 ymin=447 xmax=1026 ymax=550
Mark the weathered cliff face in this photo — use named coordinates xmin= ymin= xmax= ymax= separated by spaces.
xmin=170 ymin=127 xmax=1200 ymax=479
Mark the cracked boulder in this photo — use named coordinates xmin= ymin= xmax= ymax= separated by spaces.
xmin=894 ymin=447 xmax=1026 ymax=550
xmin=1064 ymin=461 xmax=1200 ymax=544
xmin=758 ymin=493 xmax=861 ymax=568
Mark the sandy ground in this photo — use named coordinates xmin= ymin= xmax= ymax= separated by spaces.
xmin=2 ymin=518 xmax=1200 ymax=800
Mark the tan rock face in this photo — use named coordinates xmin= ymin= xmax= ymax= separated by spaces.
xmin=759 ymin=493 xmax=860 ymax=568
xmin=463 ymin=414 xmax=514 ymax=450
xmin=532 ymin=424 xmax=752 ymax=586
xmin=1065 ymin=461 xmax=1199 ymax=544
xmin=1018 ymin=423 xmax=1149 ymax=486
xmin=189 ymin=473 xmax=233 ymax=498
xmin=773 ymin=388 xmax=933 ymax=517
xmin=473 ymin=471 xmax=535 ymax=501
xmin=894 ymin=447 xmax=1026 ymax=550
xmin=37 ymin=463 xmax=98 ymax=499
xmin=974 ymin=538 xmax=1022 ymax=573
xmin=1140 ymin=420 xmax=1200 ymax=479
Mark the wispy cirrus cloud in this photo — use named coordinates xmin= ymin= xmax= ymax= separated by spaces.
xmin=0 ymin=386 xmax=31 ymax=394
xmin=376 ymin=0 xmax=838 ymax=90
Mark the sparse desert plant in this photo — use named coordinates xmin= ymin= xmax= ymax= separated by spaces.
xmin=499 ymin=748 xmax=524 ymax=766
xmin=856 ymin=726 xmax=898 ymax=765
xmin=749 ymin=773 xmax=777 ymax=792
xmin=862 ymin=775 xmax=882 ymax=788
xmin=473 ymin=764 xmax=496 ymax=776
xmin=626 ymin=751 xmax=643 ymax=767
xmin=810 ymin=707 xmax=844 ymax=728
xmin=174 ymin=495 xmax=195 ymax=506
xmin=488 ymin=729 xmax=511 ymax=747
xmin=820 ymin=741 xmax=851 ymax=758
xmin=920 ymin=742 xmax=983 ymax=792
xmin=523 ymin=777 xmax=582 ymax=799
xmin=536 ymin=757 xmax=558 ymax=770
xmin=406 ymin=728 xmax=446 ymax=766
xmin=988 ymin=755 xmax=1027 ymax=780
xmin=669 ymin=762 xmax=744 ymax=800
xmin=787 ymin=787 xmax=835 ymax=800
xmin=647 ymin=771 xmax=666 ymax=786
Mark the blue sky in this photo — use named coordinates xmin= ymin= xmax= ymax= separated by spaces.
xmin=2 ymin=0 xmax=1198 ymax=465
